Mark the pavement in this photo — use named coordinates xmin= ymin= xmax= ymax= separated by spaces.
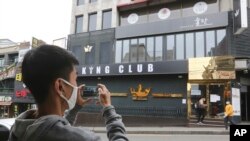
xmin=87 ymin=122 xmax=250 ymax=135
xmin=87 ymin=126 xmax=230 ymax=135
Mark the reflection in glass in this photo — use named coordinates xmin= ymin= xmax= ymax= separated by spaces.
xmin=147 ymin=37 xmax=154 ymax=62
xmin=130 ymin=39 xmax=138 ymax=63
xmin=206 ymin=31 xmax=215 ymax=56
xmin=166 ymin=35 xmax=175 ymax=60
xmin=185 ymin=33 xmax=194 ymax=59
xmin=88 ymin=13 xmax=97 ymax=31
xmin=155 ymin=36 xmax=163 ymax=61
xmin=85 ymin=44 xmax=95 ymax=65
xmin=176 ymin=34 xmax=184 ymax=60
xmin=138 ymin=38 xmax=146 ymax=62
xmin=75 ymin=16 xmax=83 ymax=33
xmin=195 ymin=32 xmax=205 ymax=57
xmin=216 ymin=29 xmax=226 ymax=55
xmin=77 ymin=0 xmax=84 ymax=6
xmin=102 ymin=10 xmax=112 ymax=29
xmin=115 ymin=41 xmax=122 ymax=63
xmin=122 ymin=40 xmax=129 ymax=63
xmin=217 ymin=29 xmax=226 ymax=45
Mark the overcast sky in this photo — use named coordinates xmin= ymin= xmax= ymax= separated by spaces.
xmin=0 ymin=0 xmax=72 ymax=44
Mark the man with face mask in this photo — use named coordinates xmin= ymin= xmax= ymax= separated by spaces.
xmin=8 ymin=45 xmax=128 ymax=141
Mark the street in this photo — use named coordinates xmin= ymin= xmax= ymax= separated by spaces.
xmin=97 ymin=133 xmax=229 ymax=141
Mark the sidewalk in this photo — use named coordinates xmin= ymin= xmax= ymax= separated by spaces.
xmin=86 ymin=126 xmax=230 ymax=135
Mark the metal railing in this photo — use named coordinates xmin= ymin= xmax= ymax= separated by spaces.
xmin=81 ymin=106 xmax=187 ymax=118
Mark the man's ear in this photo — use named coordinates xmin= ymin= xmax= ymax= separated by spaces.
xmin=54 ymin=78 xmax=64 ymax=96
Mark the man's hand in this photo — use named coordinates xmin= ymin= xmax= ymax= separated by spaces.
xmin=76 ymin=84 xmax=92 ymax=106
xmin=98 ymin=84 xmax=111 ymax=107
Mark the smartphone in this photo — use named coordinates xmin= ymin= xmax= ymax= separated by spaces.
xmin=81 ymin=86 xmax=99 ymax=99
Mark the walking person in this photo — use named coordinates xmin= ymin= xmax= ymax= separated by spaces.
xmin=224 ymin=101 xmax=236 ymax=130
xmin=196 ymin=97 xmax=207 ymax=124
xmin=8 ymin=45 xmax=128 ymax=141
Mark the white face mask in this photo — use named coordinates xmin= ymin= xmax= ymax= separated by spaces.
xmin=59 ymin=79 xmax=78 ymax=110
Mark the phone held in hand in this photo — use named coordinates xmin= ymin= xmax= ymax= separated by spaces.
xmin=81 ymin=86 xmax=99 ymax=99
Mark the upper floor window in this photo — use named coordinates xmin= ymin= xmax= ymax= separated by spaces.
xmin=0 ymin=56 xmax=4 ymax=68
xmin=102 ymin=10 xmax=112 ymax=29
xmin=77 ymin=0 xmax=84 ymax=6
xmin=75 ymin=15 xmax=83 ymax=33
xmin=88 ymin=13 xmax=97 ymax=31
xmin=90 ymin=0 xmax=97 ymax=3
xmin=115 ymin=28 xmax=226 ymax=63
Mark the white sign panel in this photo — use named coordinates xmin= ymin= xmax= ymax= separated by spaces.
xmin=232 ymin=88 xmax=241 ymax=116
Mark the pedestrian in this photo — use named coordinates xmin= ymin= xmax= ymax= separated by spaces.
xmin=224 ymin=101 xmax=236 ymax=130
xmin=196 ymin=97 xmax=207 ymax=124
xmin=8 ymin=45 xmax=128 ymax=141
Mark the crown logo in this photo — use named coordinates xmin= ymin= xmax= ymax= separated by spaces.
xmin=84 ymin=45 xmax=93 ymax=53
xmin=130 ymin=84 xmax=151 ymax=100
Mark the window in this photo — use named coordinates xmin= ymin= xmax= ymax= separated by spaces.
xmin=217 ymin=29 xmax=226 ymax=45
xmin=130 ymin=39 xmax=138 ymax=63
xmin=195 ymin=32 xmax=205 ymax=57
xmin=88 ymin=13 xmax=97 ymax=31
xmin=206 ymin=31 xmax=215 ymax=56
xmin=0 ymin=57 xmax=4 ymax=68
xmin=146 ymin=37 xmax=154 ymax=61
xmin=155 ymin=36 xmax=163 ymax=61
xmin=115 ymin=41 xmax=122 ymax=63
xmin=138 ymin=38 xmax=146 ymax=62
xmin=102 ymin=10 xmax=112 ymax=29
xmin=100 ymin=42 xmax=111 ymax=64
xmin=176 ymin=34 xmax=184 ymax=60
xmin=75 ymin=15 xmax=83 ymax=33
xmin=77 ymin=0 xmax=84 ymax=6
xmin=166 ymin=35 xmax=175 ymax=60
xmin=114 ymin=28 xmax=225 ymax=63
xmin=8 ymin=54 xmax=18 ymax=64
xmin=122 ymin=40 xmax=129 ymax=63
xmin=90 ymin=0 xmax=97 ymax=3
xmin=85 ymin=43 xmax=95 ymax=65
xmin=185 ymin=33 xmax=194 ymax=59
xmin=72 ymin=45 xmax=83 ymax=65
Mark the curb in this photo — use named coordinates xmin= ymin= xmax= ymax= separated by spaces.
xmin=92 ymin=129 xmax=229 ymax=135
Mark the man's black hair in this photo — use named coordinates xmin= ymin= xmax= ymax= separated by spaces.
xmin=22 ymin=44 xmax=79 ymax=105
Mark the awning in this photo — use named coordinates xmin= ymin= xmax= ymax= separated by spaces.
xmin=0 ymin=101 xmax=12 ymax=106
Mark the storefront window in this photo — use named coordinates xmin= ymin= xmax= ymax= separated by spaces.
xmin=217 ymin=29 xmax=226 ymax=45
xmin=195 ymin=32 xmax=205 ymax=57
xmin=176 ymin=34 xmax=184 ymax=60
xmin=122 ymin=40 xmax=129 ymax=63
xmin=146 ymin=37 xmax=154 ymax=62
xmin=166 ymin=35 xmax=175 ymax=60
xmin=185 ymin=33 xmax=194 ymax=59
xmin=206 ymin=31 xmax=215 ymax=56
xmin=115 ymin=28 xmax=225 ymax=63
xmin=138 ymin=38 xmax=146 ymax=62
xmin=130 ymin=39 xmax=138 ymax=63
xmin=115 ymin=41 xmax=122 ymax=63
xmin=155 ymin=36 xmax=163 ymax=61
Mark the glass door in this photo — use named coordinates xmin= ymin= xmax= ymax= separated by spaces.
xmin=188 ymin=82 xmax=228 ymax=118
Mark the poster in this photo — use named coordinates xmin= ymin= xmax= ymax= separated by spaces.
xmin=232 ymin=88 xmax=241 ymax=116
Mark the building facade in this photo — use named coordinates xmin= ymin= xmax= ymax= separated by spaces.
xmin=68 ymin=0 xmax=250 ymax=125
xmin=0 ymin=40 xmax=32 ymax=117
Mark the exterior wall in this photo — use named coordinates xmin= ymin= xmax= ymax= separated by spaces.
xmin=70 ymin=0 xmax=118 ymax=34
xmin=79 ymin=74 xmax=188 ymax=117
xmin=228 ymin=9 xmax=250 ymax=57
xmin=68 ymin=0 xmax=250 ymax=122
